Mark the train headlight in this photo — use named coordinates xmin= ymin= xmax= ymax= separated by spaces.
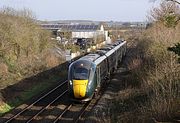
xmin=69 ymin=80 xmax=73 ymax=86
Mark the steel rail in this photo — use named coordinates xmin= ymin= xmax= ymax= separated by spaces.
xmin=26 ymin=89 xmax=68 ymax=123
xmin=73 ymin=101 xmax=91 ymax=123
xmin=5 ymin=80 xmax=67 ymax=123
xmin=53 ymin=104 xmax=73 ymax=123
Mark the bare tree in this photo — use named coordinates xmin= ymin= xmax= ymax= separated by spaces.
xmin=150 ymin=0 xmax=180 ymax=4
xmin=148 ymin=1 xmax=179 ymax=28
xmin=167 ymin=0 xmax=180 ymax=4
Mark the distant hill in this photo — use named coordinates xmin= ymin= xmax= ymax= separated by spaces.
xmin=36 ymin=19 xmax=148 ymax=28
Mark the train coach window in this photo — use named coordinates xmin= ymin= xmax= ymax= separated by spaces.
xmin=73 ymin=67 xmax=89 ymax=80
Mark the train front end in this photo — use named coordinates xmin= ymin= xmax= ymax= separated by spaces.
xmin=68 ymin=60 xmax=96 ymax=102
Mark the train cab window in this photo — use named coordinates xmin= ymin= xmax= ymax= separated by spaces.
xmin=73 ymin=67 xmax=89 ymax=80
xmin=89 ymin=64 xmax=96 ymax=79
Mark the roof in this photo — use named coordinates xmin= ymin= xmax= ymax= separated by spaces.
xmin=79 ymin=54 xmax=100 ymax=62
xmin=72 ymin=40 xmax=127 ymax=66
xmin=41 ymin=24 xmax=100 ymax=31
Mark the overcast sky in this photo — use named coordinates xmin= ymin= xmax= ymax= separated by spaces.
xmin=0 ymin=0 xmax=160 ymax=22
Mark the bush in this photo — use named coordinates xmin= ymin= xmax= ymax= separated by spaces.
xmin=134 ymin=22 xmax=180 ymax=121
xmin=0 ymin=7 xmax=63 ymax=87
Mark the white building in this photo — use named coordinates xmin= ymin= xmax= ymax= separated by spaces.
xmin=59 ymin=24 xmax=108 ymax=41
xmin=41 ymin=24 xmax=109 ymax=41
xmin=70 ymin=25 xmax=106 ymax=39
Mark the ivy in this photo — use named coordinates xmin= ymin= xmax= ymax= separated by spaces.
xmin=168 ymin=43 xmax=180 ymax=63
xmin=164 ymin=14 xmax=179 ymax=28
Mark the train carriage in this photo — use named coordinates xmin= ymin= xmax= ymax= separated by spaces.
xmin=68 ymin=40 xmax=127 ymax=102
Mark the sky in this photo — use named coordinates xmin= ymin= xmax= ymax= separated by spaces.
xmin=0 ymin=0 xmax=160 ymax=22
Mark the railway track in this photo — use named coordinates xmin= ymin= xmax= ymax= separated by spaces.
xmin=3 ymin=80 xmax=68 ymax=123
xmin=3 ymin=80 xmax=100 ymax=123
xmin=53 ymin=95 xmax=99 ymax=123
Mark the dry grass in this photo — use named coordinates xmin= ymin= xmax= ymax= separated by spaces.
xmin=142 ymin=23 xmax=179 ymax=121
xmin=94 ymin=22 xmax=180 ymax=122
xmin=0 ymin=63 xmax=8 ymax=80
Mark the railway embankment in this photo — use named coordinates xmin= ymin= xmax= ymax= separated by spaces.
xmin=0 ymin=8 xmax=68 ymax=116
xmin=0 ymin=61 xmax=69 ymax=116
xmin=86 ymin=35 xmax=180 ymax=123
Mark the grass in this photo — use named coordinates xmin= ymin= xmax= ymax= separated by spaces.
xmin=0 ymin=82 xmax=51 ymax=116
xmin=0 ymin=51 xmax=69 ymax=116
xmin=20 ymin=82 xmax=52 ymax=103
xmin=0 ymin=103 xmax=12 ymax=116
xmin=0 ymin=68 xmax=68 ymax=116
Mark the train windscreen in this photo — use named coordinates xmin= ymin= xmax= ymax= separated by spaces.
xmin=73 ymin=67 xmax=89 ymax=80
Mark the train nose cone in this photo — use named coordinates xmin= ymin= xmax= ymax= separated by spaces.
xmin=73 ymin=80 xmax=88 ymax=98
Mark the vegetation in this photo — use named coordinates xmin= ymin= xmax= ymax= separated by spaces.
xmin=142 ymin=2 xmax=180 ymax=121
xmin=95 ymin=34 xmax=105 ymax=44
xmin=0 ymin=7 xmax=61 ymax=87
xmin=57 ymin=43 xmax=80 ymax=53
xmin=97 ymin=1 xmax=180 ymax=122
xmin=0 ymin=7 xmax=65 ymax=115
xmin=168 ymin=43 xmax=180 ymax=62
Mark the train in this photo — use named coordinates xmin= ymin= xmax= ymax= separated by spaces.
xmin=68 ymin=40 xmax=127 ymax=102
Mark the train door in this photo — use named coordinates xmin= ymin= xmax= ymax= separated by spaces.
xmin=96 ymin=66 xmax=101 ymax=88
xmin=120 ymin=48 xmax=122 ymax=62
xmin=115 ymin=51 xmax=118 ymax=69
xmin=124 ymin=45 xmax=127 ymax=56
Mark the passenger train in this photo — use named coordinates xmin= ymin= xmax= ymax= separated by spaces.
xmin=68 ymin=40 xmax=127 ymax=102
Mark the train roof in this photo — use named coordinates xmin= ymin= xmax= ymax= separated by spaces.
xmin=94 ymin=41 xmax=126 ymax=65
xmin=99 ymin=47 xmax=112 ymax=51
xmin=113 ymin=41 xmax=126 ymax=51
xmin=75 ymin=40 xmax=126 ymax=65
xmin=95 ymin=50 xmax=107 ymax=55
xmin=79 ymin=53 xmax=100 ymax=62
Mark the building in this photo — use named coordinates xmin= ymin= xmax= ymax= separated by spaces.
xmin=41 ymin=24 xmax=109 ymax=42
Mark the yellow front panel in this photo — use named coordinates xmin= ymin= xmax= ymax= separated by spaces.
xmin=73 ymin=80 xmax=88 ymax=98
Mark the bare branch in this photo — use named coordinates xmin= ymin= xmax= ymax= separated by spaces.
xmin=167 ymin=0 xmax=180 ymax=4
xmin=150 ymin=0 xmax=180 ymax=4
